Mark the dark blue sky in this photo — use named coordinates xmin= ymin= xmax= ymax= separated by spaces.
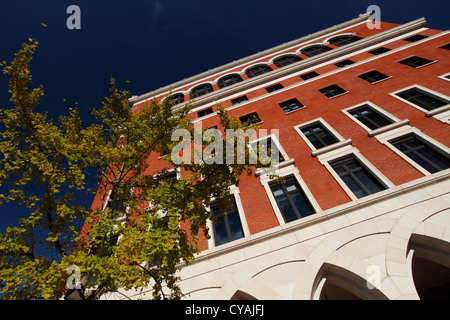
xmin=0 ymin=0 xmax=449 ymax=231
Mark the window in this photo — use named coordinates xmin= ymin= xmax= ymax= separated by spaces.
xmin=334 ymin=59 xmax=354 ymax=68
xmin=368 ymin=47 xmax=391 ymax=55
xmin=167 ymin=93 xmax=184 ymax=105
xmin=440 ymin=43 xmax=450 ymax=50
xmin=269 ymin=176 xmax=315 ymax=223
xmin=231 ymin=95 xmax=248 ymax=105
xmin=301 ymin=123 xmax=339 ymax=149
xmin=330 ymin=156 xmax=386 ymax=199
xmin=273 ymin=54 xmax=301 ymax=68
xmin=349 ymin=104 xmax=394 ymax=130
xmin=329 ymin=35 xmax=362 ymax=46
xmin=358 ymin=70 xmax=391 ymax=84
xmin=279 ymin=98 xmax=304 ymax=113
xmin=390 ymin=135 xmax=450 ymax=174
xmin=254 ymin=136 xmax=285 ymax=163
xmin=319 ymin=84 xmax=347 ymax=98
xmin=218 ymin=74 xmax=243 ymax=88
xmin=190 ymin=83 xmax=213 ymax=99
xmin=265 ymin=83 xmax=284 ymax=93
xmin=239 ymin=112 xmax=261 ymax=125
xmin=301 ymin=45 xmax=332 ymax=57
xmin=404 ymin=34 xmax=428 ymax=42
xmin=396 ymin=88 xmax=448 ymax=111
xmin=210 ymin=199 xmax=244 ymax=246
xmin=245 ymin=65 xmax=272 ymax=78
xmin=197 ymin=107 xmax=213 ymax=118
xmin=398 ymin=56 xmax=435 ymax=68
xmin=300 ymin=71 xmax=319 ymax=80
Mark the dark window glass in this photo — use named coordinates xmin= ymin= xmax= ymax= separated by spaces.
xmin=334 ymin=59 xmax=355 ymax=68
xmin=331 ymin=156 xmax=386 ymax=199
xmin=319 ymin=84 xmax=347 ymax=98
xmin=329 ymin=35 xmax=362 ymax=47
xmin=239 ymin=112 xmax=261 ymax=125
xmin=190 ymin=84 xmax=213 ymax=99
xmin=398 ymin=56 xmax=434 ymax=68
xmin=404 ymin=34 xmax=428 ymax=42
xmin=302 ymin=45 xmax=332 ymax=57
xmin=245 ymin=65 xmax=272 ymax=78
xmin=300 ymin=71 xmax=319 ymax=80
xmin=198 ymin=107 xmax=213 ymax=118
xmin=390 ymin=135 xmax=450 ymax=174
xmin=368 ymin=47 xmax=391 ymax=55
xmin=217 ymin=74 xmax=243 ymax=88
xmin=358 ymin=70 xmax=390 ymax=83
xmin=168 ymin=93 xmax=184 ymax=105
xmin=270 ymin=176 xmax=315 ymax=223
xmin=301 ymin=123 xmax=338 ymax=149
xmin=257 ymin=137 xmax=285 ymax=163
xmin=273 ymin=55 xmax=301 ymax=68
xmin=210 ymin=199 xmax=244 ymax=246
xmin=266 ymin=83 xmax=284 ymax=93
xmin=440 ymin=43 xmax=450 ymax=50
xmin=279 ymin=98 xmax=304 ymax=113
xmin=231 ymin=95 xmax=248 ymax=105
xmin=349 ymin=105 xmax=393 ymax=130
xmin=397 ymin=89 xmax=447 ymax=111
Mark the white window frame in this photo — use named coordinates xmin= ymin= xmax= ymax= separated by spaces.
xmin=260 ymin=165 xmax=321 ymax=226
xmin=206 ymin=185 xmax=250 ymax=249
xmin=389 ymin=84 xmax=450 ymax=124
xmin=438 ymin=72 xmax=450 ymax=83
xmin=374 ymin=125 xmax=450 ymax=176
xmin=294 ymin=117 xmax=352 ymax=157
xmin=341 ymin=101 xmax=411 ymax=137
xmin=317 ymin=144 xmax=395 ymax=201
xmin=250 ymin=133 xmax=292 ymax=173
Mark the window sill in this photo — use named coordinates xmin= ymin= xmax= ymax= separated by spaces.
xmin=368 ymin=119 xmax=410 ymax=137
xmin=255 ymin=158 xmax=295 ymax=176
xmin=425 ymin=104 xmax=450 ymax=117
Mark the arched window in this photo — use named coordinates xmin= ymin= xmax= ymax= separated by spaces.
xmin=273 ymin=54 xmax=301 ymax=68
xmin=301 ymin=45 xmax=332 ymax=57
xmin=245 ymin=64 xmax=272 ymax=78
xmin=329 ymin=34 xmax=362 ymax=47
xmin=167 ymin=93 xmax=184 ymax=105
xmin=217 ymin=74 xmax=243 ymax=88
xmin=190 ymin=83 xmax=213 ymax=99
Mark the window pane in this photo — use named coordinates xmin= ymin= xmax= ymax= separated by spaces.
xmin=350 ymin=105 xmax=393 ymax=130
xmin=275 ymin=196 xmax=298 ymax=223
xmin=227 ymin=211 xmax=244 ymax=241
xmin=214 ymin=216 xmax=228 ymax=246
xmin=399 ymin=90 xmax=447 ymax=111
xmin=290 ymin=190 xmax=314 ymax=218
xmin=341 ymin=174 xmax=368 ymax=198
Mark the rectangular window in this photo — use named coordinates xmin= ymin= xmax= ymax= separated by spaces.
xmin=334 ymin=59 xmax=354 ymax=68
xmin=301 ymin=123 xmax=339 ymax=149
xmin=231 ymin=95 xmax=248 ymax=105
xmin=239 ymin=112 xmax=261 ymax=125
xmin=440 ymin=43 xmax=450 ymax=50
xmin=269 ymin=176 xmax=315 ymax=223
xmin=330 ymin=156 xmax=386 ymax=199
xmin=300 ymin=71 xmax=319 ymax=80
xmin=210 ymin=199 xmax=244 ymax=246
xmin=368 ymin=47 xmax=391 ymax=55
xmin=266 ymin=83 xmax=284 ymax=93
xmin=319 ymin=84 xmax=347 ymax=98
xmin=398 ymin=56 xmax=435 ymax=68
xmin=390 ymin=135 xmax=450 ymax=174
xmin=404 ymin=34 xmax=428 ymax=42
xmin=349 ymin=104 xmax=394 ymax=130
xmin=358 ymin=70 xmax=391 ymax=84
xmin=279 ymin=98 xmax=304 ymax=113
xmin=396 ymin=88 xmax=448 ymax=111
xmin=197 ymin=107 xmax=213 ymax=118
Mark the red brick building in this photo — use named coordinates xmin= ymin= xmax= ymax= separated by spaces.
xmin=99 ymin=14 xmax=450 ymax=299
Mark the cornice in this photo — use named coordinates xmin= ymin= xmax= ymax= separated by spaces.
xmin=129 ymin=13 xmax=372 ymax=105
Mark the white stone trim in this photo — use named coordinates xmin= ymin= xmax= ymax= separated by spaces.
xmin=438 ymin=72 xmax=450 ymax=82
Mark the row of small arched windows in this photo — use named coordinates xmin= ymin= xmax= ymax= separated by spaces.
xmin=169 ymin=34 xmax=362 ymax=104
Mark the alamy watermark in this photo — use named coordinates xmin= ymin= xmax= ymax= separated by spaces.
xmin=66 ymin=5 xmax=81 ymax=30
xmin=366 ymin=5 xmax=381 ymax=30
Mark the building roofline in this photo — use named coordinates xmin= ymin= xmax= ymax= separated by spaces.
xmin=129 ymin=13 xmax=372 ymax=105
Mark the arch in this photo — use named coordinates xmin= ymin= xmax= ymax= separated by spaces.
xmin=189 ymin=82 xmax=214 ymax=99
xmin=216 ymin=73 xmax=243 ymax=89
xmin=230 ymin=290 xmax=257 ymax=300
xmin=271 ymin=53 xmax=302 ymax=68
xmin=297 ymin=43 xmax=332 ymax=57
xmin=313 ymin=263 xmax=389 ymax=300
xmin=243 ymin=63 xmax=273 ymax=79
xmin=326 ymin=33 xmax=362 ymax=47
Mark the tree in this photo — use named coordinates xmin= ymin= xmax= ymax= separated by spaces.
xmin=0 ymin=39 xmax=269 ymax=299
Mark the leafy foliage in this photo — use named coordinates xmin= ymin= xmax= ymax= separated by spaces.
xmin=0 ymin=39 xmax=267 ymax=300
